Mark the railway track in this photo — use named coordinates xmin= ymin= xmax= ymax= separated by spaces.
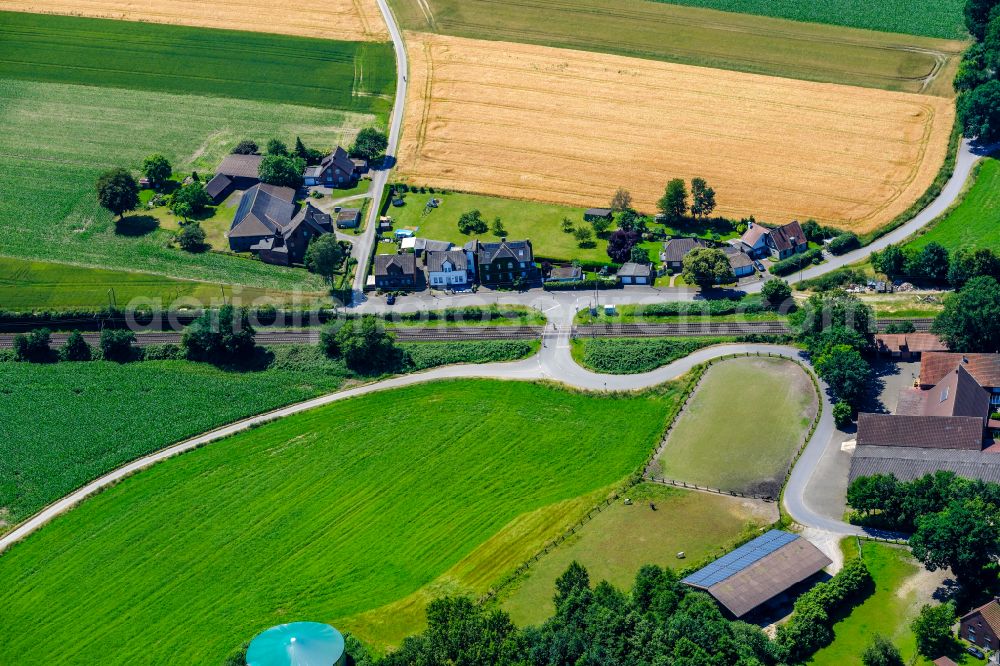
xmin=0 ymin=319 xmax=934 ymax=348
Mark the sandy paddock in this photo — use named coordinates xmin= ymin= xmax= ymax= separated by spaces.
xmin=398 ymin=33 xmax=955 ymax=233
xmin=2 ymin=0 xmax=388 ymax=41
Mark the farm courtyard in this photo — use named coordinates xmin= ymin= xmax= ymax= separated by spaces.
xmin=396 ymin=32 xmax=954 ymax=234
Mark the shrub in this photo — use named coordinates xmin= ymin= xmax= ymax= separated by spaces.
xmin=761 ymin=278 xmax=792 ymax=307
xmin=231 ymin=140 xmax=258 ymax=155
xmin=100 ymin=329 xmax=136 ymax=362
xmin=770 ymin=248 xmax=823 ymax=276
xmin=59 ymin=331 xmax=92 ymax=362
xmin=321 ymin=315 xmax=401 ymax=374
xmin=833 ymin=400 xmax=853 ymax=427
xmin=458 ymin=210 xmax=488 ymax=235
xmin=177 ymin=222 xmax=207 ymax=252
xmin=13 ymin=328 xmax=52 ymax=362
xmin=181 ymin=305 xmax=256 ymax=363
xmin=543 ymin=278 xmax=620 ymax=291
xmin=141 ymin=343 xmax=185 ymax=361
xmin=827 ymin=233 xmax=860 ymax=255
xmin=401 ymin=341 xmax=534 ymax=370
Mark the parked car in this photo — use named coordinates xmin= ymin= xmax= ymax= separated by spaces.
xmin=753 ymin=261 xmax=765 ymax=272
xmin=966 ymin=645 xmax=985 ymax=659
xmin=386 ymin=294 xmax=396 ymax=305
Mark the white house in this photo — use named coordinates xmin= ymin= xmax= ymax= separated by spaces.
xmin=426 ymin=250 xmax=470 ymax=288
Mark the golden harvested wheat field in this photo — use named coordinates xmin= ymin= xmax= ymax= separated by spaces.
xmin=398 ymin=33 xmax=955 ymax=233
xmin=3 ymin=0 xmax=388 ymax=41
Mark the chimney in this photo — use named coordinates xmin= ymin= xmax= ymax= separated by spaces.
xmin=963 ymin=355 xmax=969 ymax=364
xmin=501 ymin=237 xmax=507 ymax=243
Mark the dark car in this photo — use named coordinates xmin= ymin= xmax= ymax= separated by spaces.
xmin=966 ymin=645 xmax=985 ymax=659
xmin=386 ymin=294 xmax=396 ymax=305
xmin=753 ymin=261 xmax=766 ymax=272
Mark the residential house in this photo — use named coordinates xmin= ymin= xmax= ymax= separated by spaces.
xmin=374 ymin=253 xmax=417 ymax=291
xmin=662 ymin=237 xmax=706 ymax=271
xmin=227 ymin=184 xmax=332 ymax=266
xmin=850 ymin=357 xmax=1000 ymax=485
xmin=961 ymin=598 xmax=1000 ymax=652
xmin=336 ymin=208 xmax=361 ymax=229
xmin=303 ymin=147 xmax=365 ymax=188
xmin=875 ymin=333 xmax=948 ymax=360
xmin=769 ymin=220 xmax=808 ymax=260
xmin=919 ymin=353 xmax=1000 ymax=412
xmin=426 ymin=250 xmax=469 ymax=289
xmin=476 ymin=238 xmax=536 ymax=287
xmin=723 ymin=246 xmax=755 ymax=278
xmin=206 ymin=154 xmax=265 ymax=203
xmin=739 ymin=222 xmax=771 ymax=259
xmin=584 ymin=208 xmax=614 ymax=222
xmin=617 ymin=262 xmax=652 ymax=285
xmin=546 ymin=265 xmax=583 ymax=282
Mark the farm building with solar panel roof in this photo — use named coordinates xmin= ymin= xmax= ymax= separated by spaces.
xmin=681 ymin=530 xmax=831 ymax=618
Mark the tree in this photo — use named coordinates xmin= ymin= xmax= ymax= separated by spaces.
xmin=561 ymin=217 xmax=574 ymax=233
xmin=574 ymin=226 xmax=594 ymax=247
xmin=96 ymin=168 xmax=139 ymax=220
xmin=231 ymin=139 xmax=258 ymax=155
xmin=304 ymin=234 xmax=346 ymax=279
xmin=322 ymin=315 xmax=401 ymax=374
xmin=814 ymin=344 xmax=871 ymax=408
xmin=99 ymin=329 xmax=135 ymax=362
xmin=690 ymin=177 xmax=716 ymax=219
xmin=909 ymin=242 xmax=950 ymax=282
xmin=60 ymin=330 xmax=92 ymax=362
xmin=610 ymin=187 xmax=632 ymax=212
xmin=965 ymin=0 xmax=1000 ymax=39
xmin=266 ymin=138 xmax=288 ymax=156
xmin=554 ymin=561 xmax=590 ymax=610
xmin=350 ymin=127 xmax=388 ymax=161
xmin=617 ymin=208 xmax=647 ymax=234
xmin=959 ymin=79 xmax=1000 ymax=143
xmin=833 ymin=401 xmax=853 ymax=428
xmin=491 ymin=217 xmax=506 ymax=237
xmin=630 ymin=245 xmax=649 ymax=264
xmin=294 ymin=136 xmax=309 ymax=161
xmin=590 ymin=215 xmax=612 ymax=236
xmin=606 ymin=229 xmax=640 ymax=263
xmin=258 ymin=155 xmax=305 ymax=189
xmin=911 ymin=602 xmax=957 ymax=658
xmin=910 ymin=498 xmax=1000 ymax=589
xmin=682 ymin=248 xmax=735 ymax=289
xmin=13 ymin=329 xmax=52 ymax=362
xmin=871 ymin=244 xmax=908 ymax=278
xmin=182 ymin=305 xmax=256 ymax=363
xmin=932 ymin=276 xmax=1000 ymax=352
xmin=861 ymin=634 xmax=904 ymax=666
xmin=948 ymin=247 xmax=1000 ymax=287
xmin=790 ymin=290 xmax=874 ymax=338
xmin=761 ymin=278 xmax=792 ymax=308
xmin=171 ymin=181 xmax=212 ymax=216
xmin=954 ymin=43 xmax=994 ymax=92
xmin=458 ymin=209 xmax=488 ymax=235
xmin=658 ymin=178 xmax=688 ymax=222
xmin=177 ymin=222 xmax=206 ymax=252
xmin=141 ymin=154 xmax=172 ymax=190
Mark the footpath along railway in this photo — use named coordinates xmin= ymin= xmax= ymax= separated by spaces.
xmin=0 ymin=318 xmax=934 ymax=348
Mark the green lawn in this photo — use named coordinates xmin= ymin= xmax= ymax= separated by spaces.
xmin=650 ymin=0 xmax=965 ymax=39
xmin=572 ymin=337 xmax=737 ymax=374
xmin=808 ymin=540 xmax=948 ymax=666
xmin=500 ymin=483 xmax=770 ymax=626
xmin=386 ymin=191 xmax=602 ymax=263
xmin=906 ymin=157 xmax=1000 ymax=253
xmin=0 ymin=380 xmax=679 ymax=663
xmin=0 ymin=256 xmax=327 ymax=311
xmin=0 ymin=11 xmax=394 ymax=113
xmin=656 ymin=356 xmax=817 ymax=496
xmin=388 ymin=0 xmax=963 ymax=95
xmin=0 ymin=78 xmax=379 ymax=290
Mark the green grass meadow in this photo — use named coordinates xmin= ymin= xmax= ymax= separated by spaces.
xmin=389 ymin=0 xmax=963 ymax=95
xmin=906 ymin=156 xmax=1000 ymax=253
xmin=650 ymin=0 xmax=966 ymax=39
xmin=500 ymin=483 xmax=769 ymax=626
xmin=0 ymin=380 xmax=677 ymax=664
xmin=657 ymin=356 xmax=817 ymax=495
xmin=0 ymin=11 xmax=395 ymax=113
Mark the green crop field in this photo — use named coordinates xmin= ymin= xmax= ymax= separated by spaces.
xmin=650 ymin=0 xmax=966 ymax=40
xmin=0 ymin=380 xmax=679 ymax=663
xmin=388 ymin=0 xmax=964 ymax=95
xmin=501 ymin=484 xmax=771 ymax=626
xmin=0 ymin=79 xmax=378 ymax=291
xmin=656 ymin=357 xmax=817 ymax=496
xmin=387 ymin=190 xmax=598 ymax=263
xmin=572 ymin=337 xmax=736 ymax=374
xmin=0 ymin=12 xmax=395 ymax=113
xmin=0 ymin=256 xmax=326 ymax=311
xmin=906 ymin=157 xmax=1000 ymax=253
xmin=809 ymin=541 xmax=943 ymax=666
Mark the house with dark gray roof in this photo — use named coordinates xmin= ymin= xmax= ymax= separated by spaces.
xmin=682 ymin=530 xmax=831 ymax=618
xmin=426 ymin=250 xmax=469 ymax=288
xmin=662 ymin=237 xmax=705 ymax=270
xmin=206 ymin=154 xmax=265 ymax=203
xmin=303 ymin=147 xmax=364 ymax=188
xmin=617 ymin=262 xmax=652 ymax=285
xmin=475 ymin=239 xmax=536 ymax=287
xmin=374 ymin=253 xmax=417 ymax=290
xmin=723 ymin=245 xmax=754 ymax=278
xmin=227 ymin=184 xmax=332 ymax=266
xmin=584 ymin=208 xmax=613 ymax=221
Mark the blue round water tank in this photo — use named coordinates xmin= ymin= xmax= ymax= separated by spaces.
xmin=246 ymin=622 xmax=346 ymax=666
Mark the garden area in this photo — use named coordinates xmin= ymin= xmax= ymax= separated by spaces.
xmin=655 ymin=356 xmax=817 ymax=496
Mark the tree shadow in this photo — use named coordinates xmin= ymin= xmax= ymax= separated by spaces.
xmin=115 ymin=215 xmax=159 ymax=237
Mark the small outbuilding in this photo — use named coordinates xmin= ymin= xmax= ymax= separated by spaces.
xmin=617 ymin=262 xmax=652 ymax=285
xmin=584 ymin=208 xmax=614 ymax=222
xmin=336 ymin=208 xmax=361 ymax=229
xmin=246 ymin=622 xmax=346 ymax=666
xmin=681 ymin=530 xmax=831 ymax=618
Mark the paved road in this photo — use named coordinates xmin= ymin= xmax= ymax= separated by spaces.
xmin=350 ymin=0 xmax=408 ymax=297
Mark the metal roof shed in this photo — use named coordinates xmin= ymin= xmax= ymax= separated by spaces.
xmin=681 ymin=530 xmax=831 ymax=618
xmin=246 ymin=622 xmax=346 ymax=666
